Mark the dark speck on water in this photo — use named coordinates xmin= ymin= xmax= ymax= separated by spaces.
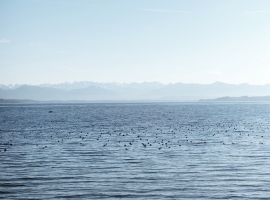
xmin=1 ymin=102 xmax=270 ymax=199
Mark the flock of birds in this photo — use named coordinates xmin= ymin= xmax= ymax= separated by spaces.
xmin=1 ymin=106 xmax=269 ymax=153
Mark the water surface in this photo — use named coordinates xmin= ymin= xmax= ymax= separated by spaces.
xmin=1 ymin=103 xmax=270 ymax=199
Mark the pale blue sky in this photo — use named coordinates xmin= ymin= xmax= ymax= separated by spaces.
xmin=1 ymin=0 xmax=270 ymax=85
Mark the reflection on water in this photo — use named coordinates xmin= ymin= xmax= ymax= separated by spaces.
xmin=1 ymin=103 xmax=270 ymax=199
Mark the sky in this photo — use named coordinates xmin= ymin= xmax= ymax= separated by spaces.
xmin=0 ymin=0 xmax=270 ymax=85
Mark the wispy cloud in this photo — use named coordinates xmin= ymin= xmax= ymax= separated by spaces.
xmin=30 ymin=0 xmax=106 ymax=8
xmin=138 ymin=8 xmax=187 ymax=13
xmin=244 ymin=11 xmax=270 ymax=14
xmin=0 ymin=39 xmax=10 ymax=43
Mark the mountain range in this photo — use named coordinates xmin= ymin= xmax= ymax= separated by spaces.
xmin=1 ymin=81 xmax=270 ymax=101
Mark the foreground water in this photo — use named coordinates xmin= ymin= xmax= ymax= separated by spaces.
xmin=1 ymin=102 xmax=270 ymax=199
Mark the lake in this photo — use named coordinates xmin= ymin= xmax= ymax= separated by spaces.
xmin=1 ymin=102 xmax=270 ymax=199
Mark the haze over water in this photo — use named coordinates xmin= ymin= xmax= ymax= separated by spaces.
xmin=1 ymin=103 xmax=270 ymax=199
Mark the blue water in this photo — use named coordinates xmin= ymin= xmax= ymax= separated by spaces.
xmin=1 ymin=103 xmax=270 ymax=199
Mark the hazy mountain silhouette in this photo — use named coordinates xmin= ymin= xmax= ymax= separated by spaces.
xmin=1 ymin=81 xmax=270 ymax=101
xmin=39 ymin=81 xmax=164 ymax=99
xmin=142 ymin=82 xmax=270 ymax=100
xmin=0 ymin=84 xmax=23 ymax=90
xmin=0 ymin=85 xmax=118 ymax=101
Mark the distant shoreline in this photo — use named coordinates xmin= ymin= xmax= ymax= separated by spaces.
xmin=0 ymin=98 xmax=196 ymax=104
xmin=0 ymin=98 xmax=38 ymax=104
xmin=200 ymin=96 xmax=270 ymax=102
xmin=1 ymin=97 xmax=270 ymax=104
